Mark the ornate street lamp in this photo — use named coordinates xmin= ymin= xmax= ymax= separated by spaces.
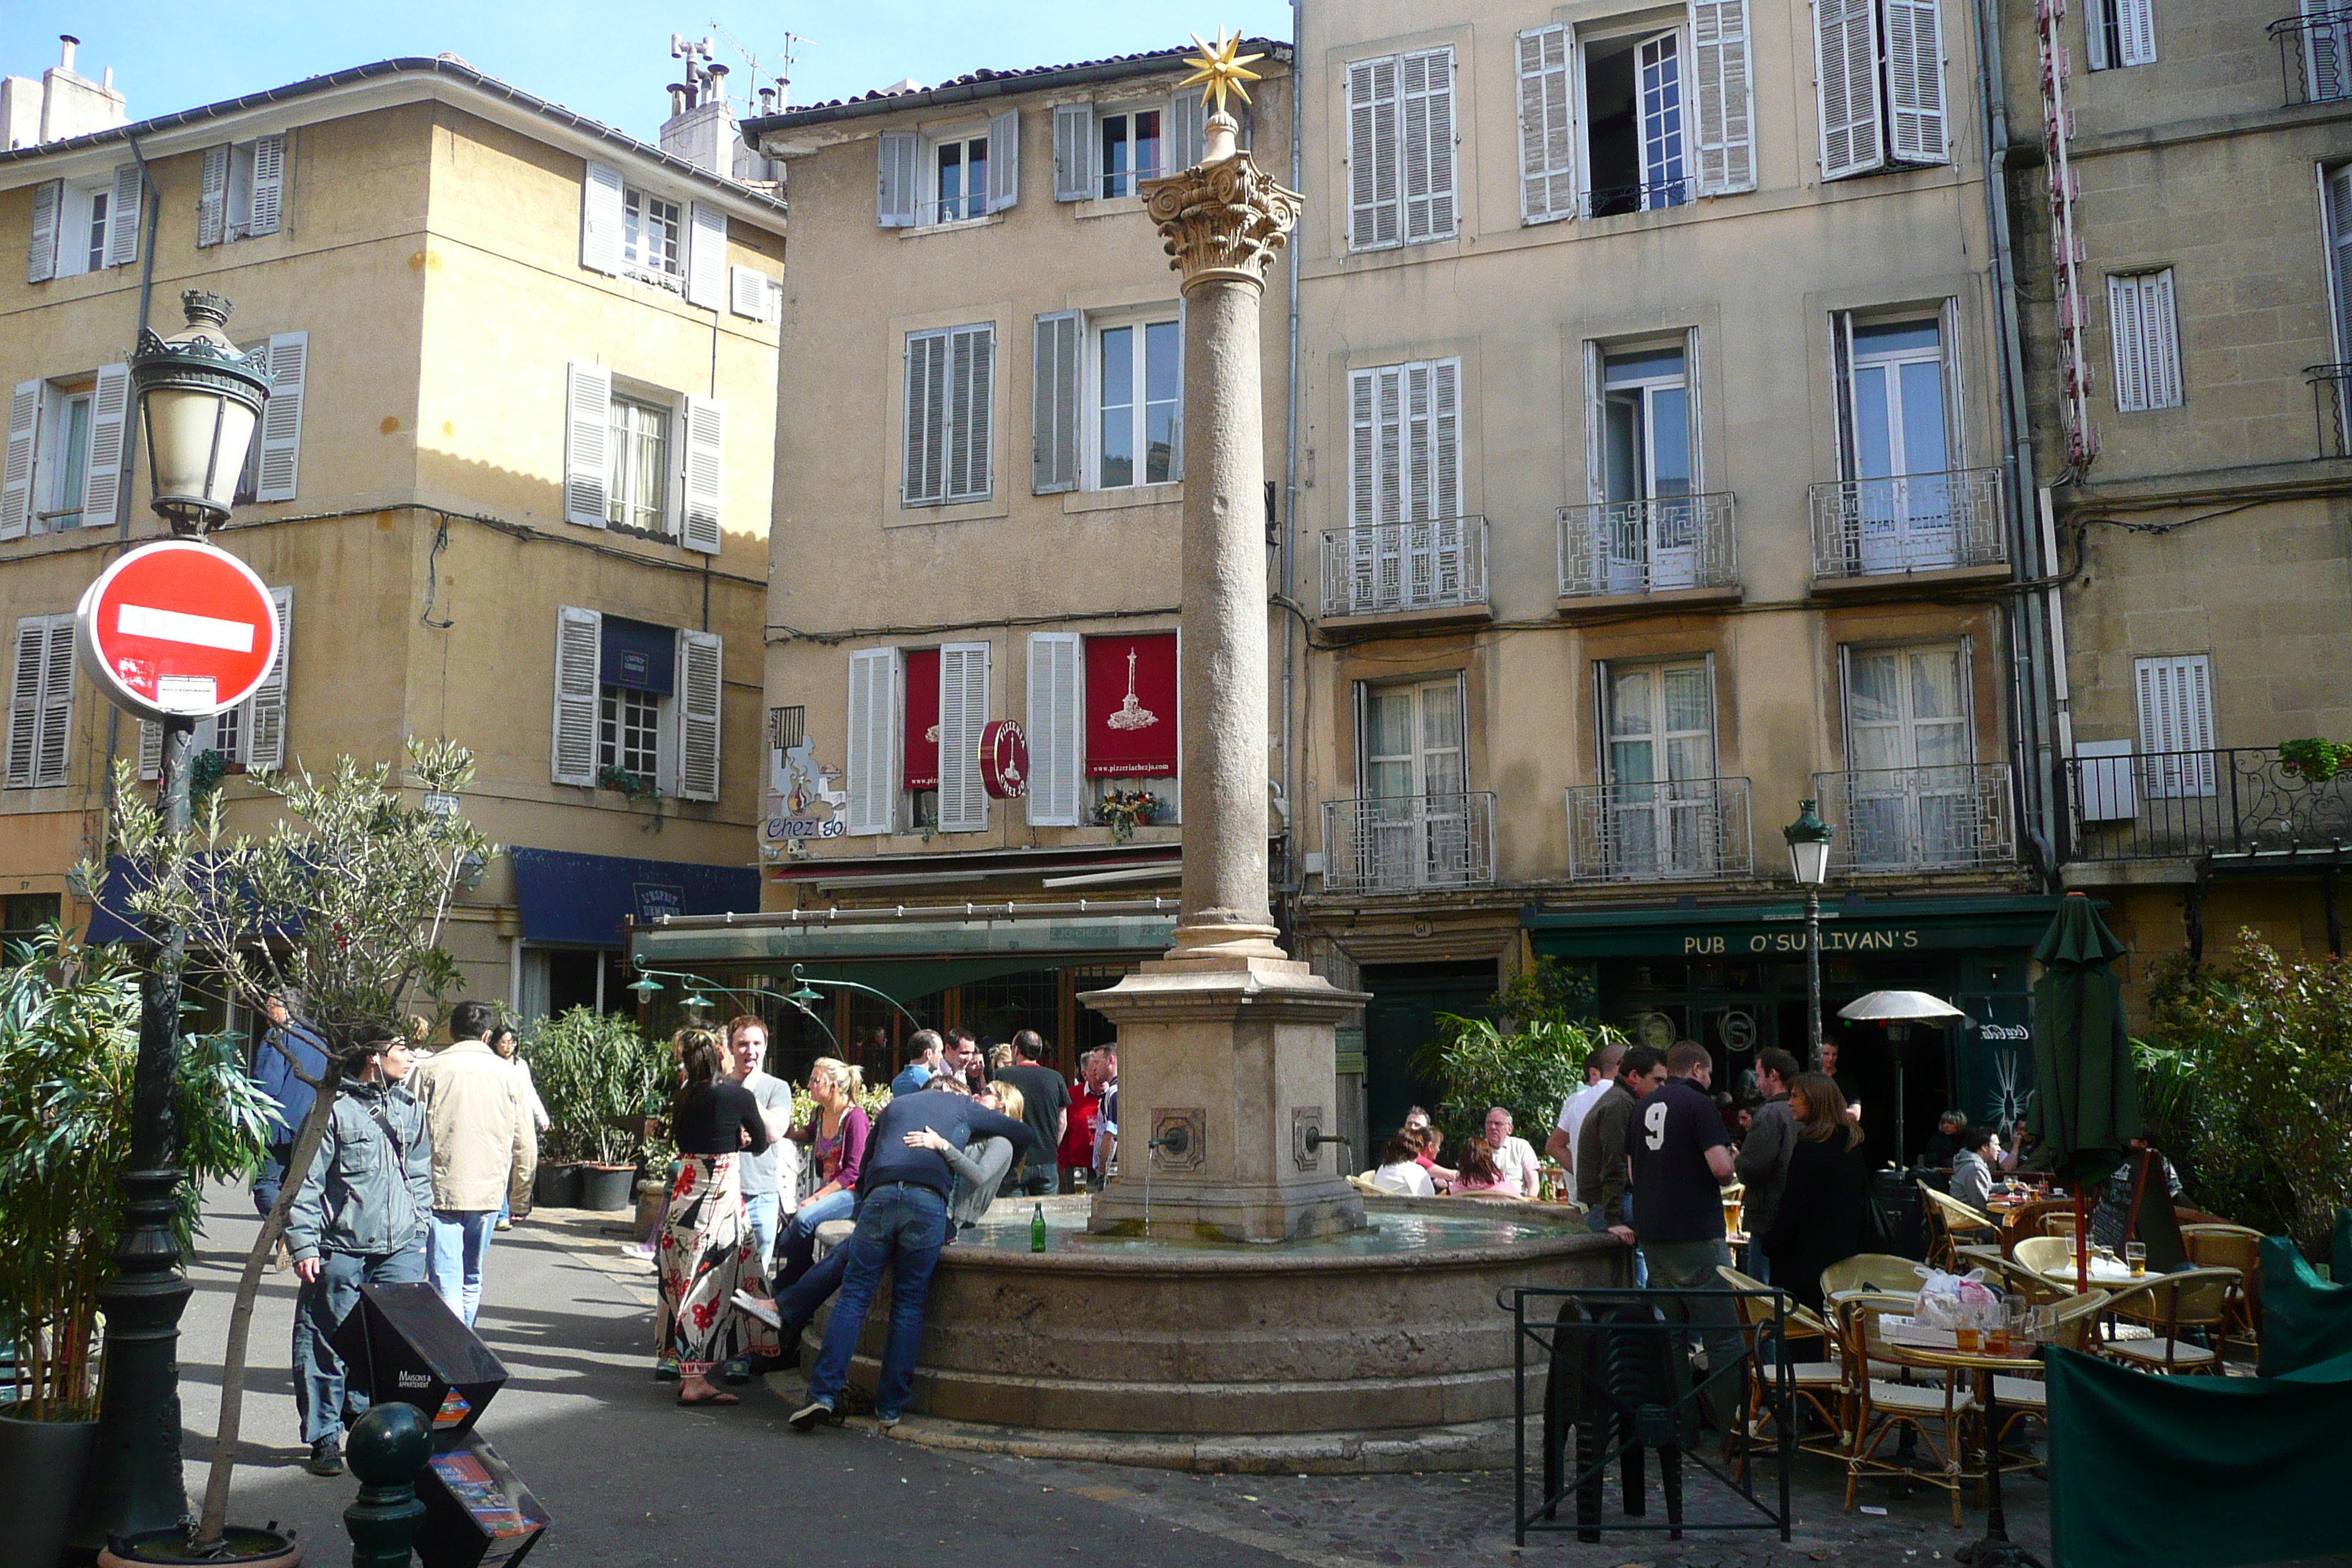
xmin=128 ymin=290 xmax=271 ymax=535
xmin=1783 ymin=800 xmax=1834 ymax=1069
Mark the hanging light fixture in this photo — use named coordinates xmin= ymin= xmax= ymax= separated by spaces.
xmin=625 ymin=971 xmax=663 ymax=997
xmin=129 ymin=290 xmax=271 ymax=535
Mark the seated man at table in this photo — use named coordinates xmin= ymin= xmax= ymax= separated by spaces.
xmin=1950 ymin=1123 xmax=2000 ymax=1212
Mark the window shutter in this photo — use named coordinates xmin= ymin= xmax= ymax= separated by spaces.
xmin=2141 ymin=270 xmax=2182 ymax=409
xmin=29 ymin=617 xmax=75 ymax=790
xmin=247 ymin=586 xmax=293 ymax=771
xmin=937 ymin=641 xmax=990 ymax=832
xmin=1 ymin=381 xmax=39 ymax=543
xmin=730 ymin=264 xmax=772 ymax=321
xmin=105 ymin=165 xmax=142 ymax=268
xmin=256 ymin=331 xmax=306 ymax=502
xmin=551 ymin=606 xmax=601 ymax=786
xmin=685 ymin=203 xmax=727 ymax=309
xmin=1374 ymin=364 xmax=1405 ymax=526
xmin=2329 ymin=168 xmax=2352 ymax=363
xmin=2108 ymin=271 xmax=2182 ymax=412
xmin=137 ymin=717 xmax=163 ymax=781
xmin=1692 ymin=1 xmax=1756 ymax=196
xmin=562 ymin=361 xmax=612 ymax=527
xmin=878 ymin=132 xmax=919 ymax=227
xmin=2108 ymin=274 xmax=2149 ymax=412
xmin=1401 ymin=50 xmax=1455 ymax=243
xmin=26 ymin=180 xmax=59 ymax=283
xmin=845 ymin=647 xmax=900 ymax=834
xmin=7 ymin=619 xmax=45 ymax=788
xmin=2084 ymin=0 xmax=2111 ymax=71
xmin=1885 ymin=0 xmax=1948 ymax=164
xmin=581 ymin=162 xmax=625 ymax=274
xmin=1348 ymin=367 xmax=1376 ymax=527
xmin=675 ymin=629 xmax=722 ymax=802
xmin=904 ymin=331 xmax=946 ymax=505
xmin=2135 ymin=654 xmax=2216 ymax=797
xmin=2120 ymin=0 xmax=2157 ymax=67
xmin=1031 ymin=311 xmax=1081 ymax=494
xmin=198 ymin=146 xmax=230 ymax=247
xmin=1816 ymin=0 xmax=1885 ymax=181
xmin=1169 ymin=91 xmax=1207 ymax=172
xmin=1026 ymin=632 xmax=1084 ymax=826
xmin=681 ymin=395 xmax=724 ymax=554
xmin=949 ymin=325 xmax=995 ymax=503
xmin=1053 ymin=104 xmax=1091 ymax=201
xmin=1429 ymin=359 xmax=1461 ymax=520
xmin=248 ymin=133 xmax=287 ymax=235
xmin=79 ymin=363 xmax=130 ymax=529
xmin=1348 ymin=56 xmax=1402 ymax=250
xmin=987 ymin=109 xmax=1020 ymax=212
xmin=1516 ymin=28 xmax=1577 ymax=224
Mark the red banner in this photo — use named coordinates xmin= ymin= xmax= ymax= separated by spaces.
xmin=1085 ymin=633 xmax=1177 ymax=778
xmin=902 ymin=647 xmax=940 ymax=791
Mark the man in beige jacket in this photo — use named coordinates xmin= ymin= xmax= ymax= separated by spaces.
xmin=408 ymin=999 xmax=536 ymax=1327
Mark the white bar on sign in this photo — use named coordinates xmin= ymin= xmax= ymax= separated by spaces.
xmin=117 ymin=603 xmax=256 ymax=653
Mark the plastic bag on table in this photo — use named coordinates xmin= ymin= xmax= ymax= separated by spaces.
xmin=1911 ymin=1265 xmax=2004 ymax=1333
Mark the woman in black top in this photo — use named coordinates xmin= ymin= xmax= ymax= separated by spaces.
xmin=657 ymin=1028 xmax=779 ymax=1406
xmin=1761 ymin=1072 xmax=1877 ymax=1313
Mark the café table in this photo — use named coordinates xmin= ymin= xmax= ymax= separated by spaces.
xmin=1863 ymin=1315 xmax=2048 ymax=1567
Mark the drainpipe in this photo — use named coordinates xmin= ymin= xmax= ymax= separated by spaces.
xmin=1281 ymin=1 xmax=1304 ymax=903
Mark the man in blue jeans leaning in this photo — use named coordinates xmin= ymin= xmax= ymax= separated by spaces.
xmin=791 ymin=1085 xmax=1033 ymax=1431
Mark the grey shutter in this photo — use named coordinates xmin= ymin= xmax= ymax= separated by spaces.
xmin=2084 ymin=0 xmax=2111 ymax=71
xmin=1349 ymin=367 xmax=1376 ymax=528
xmin=562 ymin=361 xmax=612 ymax=527
xmin=1885 ymin=0 xmax=1948 ymax=165
xmin=1517 ymin=27 xmax=1576 ymax=224
xmin=256 ymin=332 xmax=306 ymax=502
xmin=1169 ymin=91 xmax=1207 ymax=171
xmin=904 ymin=331 xmax=947 ymax=505
xmin=685 ymin=203 xmax=727 ymax=309
xmin=2108 ymin=275 xmax=2149 ymax=412
xmin=1401 ymin=48 xmax=1456 ymax=243
xmin=1692 ymin=1 xmax=1756 ymax=195
xmin=7 ymin=620 xmax=45 ymax=788
xmin=845 ymin=647 xmax=900 ymax=834
xmin=105 ymin=165 xmax=141 ymax=268
xmin=949 ymin=325 xmax=994 ymax=502
xmin=137 ymin=716 xmax=163 ymax=781
xmin=80 ymin=363 xmax=130 ymax=529
xmin=1026 ymin=632 xmax=1083 ymax=826
xmin=248 ymin=133 xmax=287 ymax=235
xmin=1815 ymin=0 xmax=1885 ymax=181
xmin=1031 ymin=310 xmax=1081 ymax=494
xmin=1348 ymin=56 xmax=1401 ymax=249
xmin=198 ymin=146 xmax=230 ymax=246
xmin=33 ymin=617 xmax=73 ymax=789
xmin=1 ymin=381 xmax=38 ymax=541
xmin=937 ymin=641 xmax=990 ymax=832
xmin=987 ymin=108 xmax=1020 ymax=212
xmin=681 ymin=396 xmax=724 ymax=554
xmin=551 ymin=606 xmax=601 ymax=786
xmin=247 ymin=586 xmax=293 ymax=771
xmin=878 ymin=131 xmax=919 ymax=227
xmin=581 ymin=162 xmax=624 ymax=274
xmin=675 ymin=629 xmax=722 ymax=802
xmin=26 ymin=180 xmax=59 ymax=282
xmin=2109 ymin=271 xmax=2181 ymax=412
xmin=1053 ymin=104 xmax=1091 ymax=200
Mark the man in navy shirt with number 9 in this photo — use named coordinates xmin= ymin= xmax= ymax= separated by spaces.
xmin=1629 ymin=1039 xmax=1746 ymax=1436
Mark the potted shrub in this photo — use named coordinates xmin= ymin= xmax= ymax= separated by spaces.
xmin=526 ymin=1008 xmax=663 ymax=1210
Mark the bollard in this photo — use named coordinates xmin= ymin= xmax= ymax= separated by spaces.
xmin=344 ymin=1401 xmax=431 ymax=1568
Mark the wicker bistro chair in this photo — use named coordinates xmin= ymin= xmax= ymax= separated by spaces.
xmin=1820 ymin=1254 xmax=1925 ymax=1300
xmin=1836 ymin=1293 xmax=1977 ymax=1528
xmin=1921 ymin=1185 xmax=1999 ymax=1269
xmin=2096 ymin=1268 xmax=2239 ymax=1374
xmin=1985 ymin=1288 xmax=2111 ymax=1452
xmin=2181 ymin=1224 xmax=2264 ymax=1352
xmin=1717 ymin=1265 xmax=1843 ymax=1455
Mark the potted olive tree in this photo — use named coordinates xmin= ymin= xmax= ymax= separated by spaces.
xmin=527 ymin=1009 xmax=663 ymax=1211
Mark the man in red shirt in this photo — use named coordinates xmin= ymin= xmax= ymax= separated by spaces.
xmin=1060 ymin=1049 xmax=1105 ymax=1192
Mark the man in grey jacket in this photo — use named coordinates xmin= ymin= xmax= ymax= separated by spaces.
xmin=1732 ymin=1049 xmax=1802 ymax=1283
xmin=286 ymin=1031 xmax=433 ymax=1478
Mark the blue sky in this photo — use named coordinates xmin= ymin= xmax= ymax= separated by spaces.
xmin=5 ymin=3 xmax=1295 ymax=144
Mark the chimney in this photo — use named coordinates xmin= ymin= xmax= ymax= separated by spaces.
xmin=59 ymin=36 xmax=78 ymax=74
xmin=756 ymin=86 xmax=776 ymax=115
xmin=18 ymin=32 xmax=127 ymax=145
xmin=668 ymin=83 xmax=687 ymax=117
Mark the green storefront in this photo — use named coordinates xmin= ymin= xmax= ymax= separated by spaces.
xmin=1524 ymin=894 xmax=2068 ymax=1166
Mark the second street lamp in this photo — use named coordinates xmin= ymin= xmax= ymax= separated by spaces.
xmin=1783 ymin=799 xmax=1834 ymax=1070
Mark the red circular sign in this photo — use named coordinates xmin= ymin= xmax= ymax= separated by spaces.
xmin=76 ymin=540 xmax=280 ymax=723
xmin=980 ymin=719 xmax=1029 ymax=800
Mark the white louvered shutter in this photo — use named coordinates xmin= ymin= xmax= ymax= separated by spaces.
xmin=675 ymin=630 xmax=722 ymax=802
xmin=198 ymin=147 xmax=230 ymax=246
xmin=1348 ymin=56 xmax=1402 ymax=250
xmin=878 ymin=132 xmax=919 ymax=227
xmin=2135 ymin=655 xmax=2215 ymax=798
xmin=37 ymin=617 xmax=72 ymax=788
xmin=685 ymin=203 xmax=727 ymax=309
xmin=2331 ymin=168 xmax=2352 ymax=364
xmin=247 ymin=586 xmax=293 ymax=771
xmin=7 ymin=620 xmax=46 ymax=788
xmin=937 ymin=641 xmax=990 ymax=832
xmin=949 ymin=325 xmax=994 ymax=503
xmin=1053 ymin=105 xmax=1091 ymax=200
xmin=1032 ymin=312 xmax=1081 ymax=494
xmin=2136 ymin=271 xmax=2181 ymax=410
xmin=137 ymin=716 xmax=163 ymax=781
xmin=1692 ymin=1 xmax=1756 ymax=195
xmin=1816 ymin=0 xmax=1885 ymax=181
xmin=105 ymin=165 xmax=142 ymax=268
xmin=681 ymin=396 xmax=724 ymax=554
xmin=1517 ymin=28 xmax=1576 ymax=225
xmin=1426 ymin=360 xmax=1461 ymax=520
xmin=551 ymin=606 xmax=601 ymax=786
xmin=563 ymin=361 xmax=612 ymax=527
xmin=26 ymin=181 xmax=60 ymax=283
xmin=844 ymin=647 xmax=900 ymax=834
xmin=1026 ymin=632 xmax=1083 ymax=826
xmin=1401 ymin=50 xmax=1455 ymax=243
xmin=249 ymin=133 xmax=287 ymax=235
xmin=581 ymin=162 xmax=625 ymax=274
xmin=987 ymin=109 xmax=1020 ymax=212
xmin=255 ymin=332 xmax=306 ymax=502
xmin=905 ymin=332 xmax=946 ymax=505
xmin=1346 ymin=366 xmax=1380 ymax=529
xmin=2085 ymin=0 xmax=2110 ymax=70
xmin=1 ymin=382 xmax=39 ymax=542
xmin=1885 ymin=0 xmax=1948 ymax=164
xmin=730 ymin=265 xmax=771 ymax=320
xmin=1169 ymin=91 xmax=1207 ymax=171
xmin=79 ymin=363 xmax=130 ymax=529
xmin=2119 ymin=0 xmax=2157 ymax=67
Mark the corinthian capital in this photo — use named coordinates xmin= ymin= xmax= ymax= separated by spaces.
xmin=1142 ymin=113 xmax=1301 ymax=294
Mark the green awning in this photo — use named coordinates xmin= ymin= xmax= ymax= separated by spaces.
xmin=630 ymin=911 xmax=1174 ymax=968
xmin=1524 ymin=894 xmax=2071 ymax=961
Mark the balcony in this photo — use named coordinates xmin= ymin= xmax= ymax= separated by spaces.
xmin=2271 ymin=9 xmax=2352 ymax=105
xmin=1320 ymin=516 xmax=1488 ymax=622
xmin=1813 ymin=764 xmax=2017 ymax=873
xmin=1809 ymin=467 xmax=2006 ymax=584
xmin=2305 ymin=364 xmax=2352 ymax=458
xmin=2066 ymin=746 xmax=2352 ymax=863
xmin=1557 ymin=493 xmax=1739 ymax=606
xmin=1319 ymin=792 xmax=1496 ymax=894
xmin=1565 ymin=777 xmax=1754 ymax=885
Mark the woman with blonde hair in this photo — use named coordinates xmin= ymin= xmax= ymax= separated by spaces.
xmin=658 ymin=1027 xmax=779 ymax=1405
xmin=774 ymin=1056 xmax=868 ymax=1289
xmin=903 ymin=1079 xmax=1026 ymax=1235
xmin=1760 ymin=1071 xmax=1875 ymax=1312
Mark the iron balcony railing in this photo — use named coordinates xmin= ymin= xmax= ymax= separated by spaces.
xmin=2065 ymin=745 xmax=2352 ymax=862
xmin=1812 ymin=763 xmax=2016 ymax=872
xmin=2271 ymin=9 xmax=2352 ymax=106
xmin=1808 ymin=467 xmax=2006 ymax=580
xmin=1321 ymin=516 xmax=1488 ymax=618
xmin=1320 ymin=791 xmax=1496 ymax=893
xmin=1565 ymin=776 xmax=1754 ymax=885
xmin=2304 ymin=364 xmax=2352 ymax=458
xmin=1557 ymin=492 xmax=1738 ymax=600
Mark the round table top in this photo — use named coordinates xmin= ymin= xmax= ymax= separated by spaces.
xmin=1863 ymin=1316 xmax=2046 ymax=1373
xmin=2045 ymin=1259 xmax=2141 ymax=1286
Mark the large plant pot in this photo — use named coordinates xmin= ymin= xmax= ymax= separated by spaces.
xmin=580 ymin=1162 xmax=636 ymax=1211
xmin=98 ymin=1526 xmax=299 ymax=1567
xmin=532 ymin=1161 xmax=583 ymax=1208
xmin=0 ymin=1403 xmax=98 ymax=1568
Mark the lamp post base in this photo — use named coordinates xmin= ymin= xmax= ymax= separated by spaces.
xmin=72 ymin=1167 xmax=192 ymax=1558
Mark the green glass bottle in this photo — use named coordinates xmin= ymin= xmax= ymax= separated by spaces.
xmin=1030 ymin=1202 xmax=1047 ymax=1254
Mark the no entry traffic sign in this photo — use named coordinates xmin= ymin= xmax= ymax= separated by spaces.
xmin=75 ymin=539 xmax=280 ymax=723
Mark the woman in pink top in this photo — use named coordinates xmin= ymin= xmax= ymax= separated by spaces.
xmin=1449 ymin=1137 xmax=1523 ymax=1198
xmin=773 ymin=1058 xmax=867 ymax=1289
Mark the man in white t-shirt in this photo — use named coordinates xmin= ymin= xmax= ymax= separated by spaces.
xmin=1545 ymin=1041 xmax=1627 ymax=1183
xmin=1482 ymin=1107 xmax=1542 ymax=1197
xmin=726 ymin=1016 xmax=800 ymax=1273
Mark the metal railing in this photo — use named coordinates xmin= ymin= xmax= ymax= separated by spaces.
xmin=1319 ymin=791 xmax=1496 ymax=892
xmin=1582 ymin=178 xmax=1693 ymax=218
xmin=1808 ymin=467 xmax=2006 ymax=580
xmin=2271 ymin=9 xmax=2352 ymax=105
xmin=2065 ymin=745 xmax=2352 ymax=861
xmin=1557 ymin=493 xmax=1738 ymax=599
xmin=1812 ymin=762 xmax=2017 ymax=872
xmin=2305 ymin=364 xmax=2352 ymax=458
xmin=1321 ymin=516 xmax=1488 ymax=618
xmin=1565 ymin=776 xmax=1754 ymax=884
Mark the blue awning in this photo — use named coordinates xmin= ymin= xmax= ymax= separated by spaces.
xmin=510 ymin=846 xmax=758 ymax=948
xmin=600 ymin=618 xmax=675 ymax=694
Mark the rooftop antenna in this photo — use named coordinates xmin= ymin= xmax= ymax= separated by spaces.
xmin=707 ymin=18 xmax=812 ymax=108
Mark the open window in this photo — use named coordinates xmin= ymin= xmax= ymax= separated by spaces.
xmin=878 ymin=111 xmax=1019 ymax=228
xmin=843 ymin=642 xmax=990 ymax=834
xmin=551 ymin=606 xmax=722 ymax=802
xmin=1814 ymin=0 xmax=1948 ymax=181
xmin=1055 ymin=94 xmax=1215 ymax=203
xmin=562 ymin=363 xmax=722 ymax=551
xmin=3 ymin=364 xmax=129 ymax=541
xmin=197 ymin=134 xmax=287 ymax=246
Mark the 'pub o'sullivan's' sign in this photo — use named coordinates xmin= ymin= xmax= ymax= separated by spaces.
xmin=1683 ymin=927 xmax=1926 ymax=956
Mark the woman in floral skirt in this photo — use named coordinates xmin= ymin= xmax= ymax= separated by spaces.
xmin=658 ymin=1026 xmax=779 ymax=1406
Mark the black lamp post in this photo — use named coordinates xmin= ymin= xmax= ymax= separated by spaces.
xmin=1782 ymin=799 xmax=1834 ymax=1071
xmin=78 ymin=291 xmax=269 ymax=1548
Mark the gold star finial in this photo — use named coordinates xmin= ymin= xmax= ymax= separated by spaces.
xmin=1177 ymin=26 xmax=1264 ymax=121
